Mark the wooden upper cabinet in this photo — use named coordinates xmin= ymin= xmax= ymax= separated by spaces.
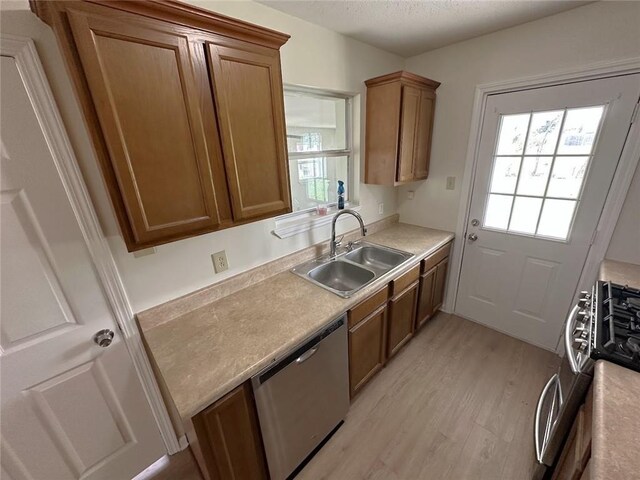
xmin=364 ymin=71 xmax=440 ymax=186
xmin=31 ymin=0 xmax=291 ymax=251
xmin=206 ymin=38 xmax=291 ymax=220
xmin=66 ymin=5 xmax=225 ymax=246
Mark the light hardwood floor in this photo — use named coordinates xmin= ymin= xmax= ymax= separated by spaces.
xmin=142 ymin=313 xmax=559 ymax=480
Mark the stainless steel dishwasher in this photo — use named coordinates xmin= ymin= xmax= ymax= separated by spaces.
xmin=252 ymin=316 xmax=349 ymax=480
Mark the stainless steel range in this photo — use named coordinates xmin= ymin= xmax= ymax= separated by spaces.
xmin=534 ymin=280 xmax=640 ymax=474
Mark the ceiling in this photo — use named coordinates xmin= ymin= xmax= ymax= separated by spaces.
xmin=258 ymin=0 xmax=592 ymax=57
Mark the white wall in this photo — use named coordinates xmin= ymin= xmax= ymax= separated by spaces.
xmin=606 ymin=161 xmax=640 ymax=265
xmin=397 ymin=1 xmax=640 ymax=233
xmin=0 ymin=0 xmax=404 ymax=313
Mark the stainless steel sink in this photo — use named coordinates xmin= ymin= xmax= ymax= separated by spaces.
xmin=292 ymin=241 xmax=414 ymax=298
xmin=344 ymin=245 xmax=410 ymax=271
xmin=308 ymin=261 xmax=375 ymax=294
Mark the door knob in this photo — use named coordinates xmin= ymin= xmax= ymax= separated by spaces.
xmin=93 ymin=329 xmax=115 ymax=348
xmin=467 ymin=233 xmax=478 ymax=242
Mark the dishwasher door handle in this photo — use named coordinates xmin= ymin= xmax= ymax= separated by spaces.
xmin=296 ymin=345 xmax=319 ymax=364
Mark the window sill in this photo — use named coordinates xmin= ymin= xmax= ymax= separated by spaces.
xmin=273 ymin=204 xmax=361 ymax=239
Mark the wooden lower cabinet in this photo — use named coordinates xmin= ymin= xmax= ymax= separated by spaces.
xmin=416 ymin=266 xmax=436 ymax=329
xmin=387 ymin=281 xmax=419 ymax=358
xmin=191 ymin=382 xmax=268 ymax=480
xmin=432 ymin=257 xmax=449 ymax=312
xmin=349 ymin=304 xmax=388 ymax=397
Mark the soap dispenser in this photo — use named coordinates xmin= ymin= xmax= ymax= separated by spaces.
xmin=337 ymin=180 xmax=345 ymax=209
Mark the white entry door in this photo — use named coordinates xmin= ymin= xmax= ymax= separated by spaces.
xmin=0 ymin=48 xmax=164 ymax=479
xmin=456 ymin=74 xmax=640 ymax=350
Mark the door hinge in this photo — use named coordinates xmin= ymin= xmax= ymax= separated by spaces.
xmin=632 ymin=101 xmax=640 ymax=125
xmin=590 ymin=229 xmax=599 ymax=246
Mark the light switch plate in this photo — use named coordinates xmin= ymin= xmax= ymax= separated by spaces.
xmin=407 ymin=190 xmax=415 ymax=200
xmin=446 ymin=176 xmax=456 ymax=190
xmin=212 ymin=251 xmax=228 ymax=273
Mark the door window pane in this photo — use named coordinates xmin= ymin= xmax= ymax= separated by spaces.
xmin=516 ymin=156 xmax=552 ymax=196
xmin=482 ymin=105 xmax=604 ymax=241
xmin=509 ymin=197 xmax=542 ymax=234
xmin=557 ymin=106 xmax=604 ymax=155
xmin=547 ymin=156 xmax=589 ymax=199
xmin=496 ymin=114 xmax=530 ymax=155
xmin=525 ymin=110 xmax=563 ymax=155
xmin=484 ymin=194 xmax=513 ymax=230
xmin=537 ymin=199 xmax=577 ymax=239
xmin=489 ymin=156 xmax=521 ymax=194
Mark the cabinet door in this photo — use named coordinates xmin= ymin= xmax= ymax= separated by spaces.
xmin=396 ymin=85 xmax=421 ymax=182
xmin=192 ymin=383 xmax=268 ymax=480
xmin=413 ymin=89 xmax=436 ymax=180
xmin=388 ymin=282 xmax=418 ymax=358
xmin=416 ymin=266 xmax=436 ymax=330
xmin=206 ymin=38 xmax=291 ymax=221
xmin=349 ymin=304 xmax=387 ymax=398
xmin=67 ymin=5 xmax=225 ymax=247
xmin=432 ymin=257 xmax=449 ymax=312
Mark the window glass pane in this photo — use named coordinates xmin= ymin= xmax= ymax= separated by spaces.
xmin=288 ymin=156 xmax=348 ymax=211
xmin=525 ymin=110 xmax=563 ymax=155
xmin=557 ymin=106 xmax=604 ymax=155
xmin=489 ymin=156 xmax=521 ymax=194
xmin=537 ymin=199 xmax=577 ymax=239
xmin=484 ymin=194 xmax=513 ymax=230
xmin=547 ymin=156 xmax=589 ymax=199
xmin=508 ymin=196 xmax=542 ymax=234
xmin=285 ymin=92 xmax=347 ymax=152
xmin=516 ymin=156 xmax=552 ymax=196
xmin=496 ymin=113 xmax=530 ymax=155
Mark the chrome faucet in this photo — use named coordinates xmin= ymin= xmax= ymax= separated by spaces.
xmin=330 ymin=209 xmax=367 ymax=257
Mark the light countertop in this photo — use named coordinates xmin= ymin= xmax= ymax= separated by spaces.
xmin=599 ymin=259 xmax=640 ymax=286
xmin=142 ymin=223 xmax=454 ymax=421
xmin=592 ymin=360 xmax=640 ymax=480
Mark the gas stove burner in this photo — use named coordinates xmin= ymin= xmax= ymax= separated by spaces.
xmin=590 ymin=281 xmax=640 ymax=372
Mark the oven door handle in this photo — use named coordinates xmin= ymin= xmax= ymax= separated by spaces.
xmin=535 ymin=373 xmax=559 ymax=463
xmin=564 ymin=305 xmax=581 ymax=374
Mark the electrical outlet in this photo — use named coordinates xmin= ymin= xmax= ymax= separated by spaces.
xmin=407 ymin=190 xmax=415 ymax=200
xmin=378 ymin=203 xmax=384 ymax=214
xmin=212 ymin=250 xmax=228 ymax=273
xmin=446 ymin=176 xmax=456 ymax=190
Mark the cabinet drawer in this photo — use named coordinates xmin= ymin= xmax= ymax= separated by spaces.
xmin=391 ymin=264 xmax=420 ymax=295
xmin=422 ymin=242 xmax=451 ymax=272
xmin=349 ymin=285 xmax=389 ymax=328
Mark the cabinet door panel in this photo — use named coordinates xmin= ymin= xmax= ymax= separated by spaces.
xmin=349 ymin=304 xmax=387 ymax=397
xmin=397 ymin=85 xmax=420 ymax=182
xmin=433 ymin=258 xmax=449 ymax=312
xmin=68 ymin=6 xmax=223 ymax=245
xmin=193 ymin=383 xmax=268 ymax=480
xmin=388 ymin=282 xmax=418 ymax=358
xmin=416 ymin=266 xmax=436 ymax=330
xmin=414 ymin=89 xmax=436 ymax=180
xmin=207 ymin=40 xmax=291 ymax=220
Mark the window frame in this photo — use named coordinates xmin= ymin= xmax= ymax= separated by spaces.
xmin=281 ymin=85 xmax=355 ymax=217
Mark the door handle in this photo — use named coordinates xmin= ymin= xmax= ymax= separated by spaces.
xmin=93 ymin=329 xmax=115 ymax=348
xmin=296 ymin=345 xmax=319 ymax=364
xmin=467 ymin=233 xmax=478 ymax=242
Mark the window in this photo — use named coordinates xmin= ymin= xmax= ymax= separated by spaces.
xmin=483 ymin=105 xmax=605 ymax=241
xmin=284 ymin=87 xmax=352 ymax=212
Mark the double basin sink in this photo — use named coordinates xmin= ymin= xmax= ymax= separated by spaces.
xmin=292 ymin=241 xmax=414 ymax=298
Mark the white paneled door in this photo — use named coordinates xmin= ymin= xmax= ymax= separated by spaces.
xmin=456 ymin=74 xmax=640 ymax=350
xmin=0 ymin=49 xmax=164 ymax=479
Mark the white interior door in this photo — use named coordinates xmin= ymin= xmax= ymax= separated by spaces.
xmin=0 ymin=51 xmax=164 ymax=479
xmin=456 ymin=74 xmax=640 ymax=350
